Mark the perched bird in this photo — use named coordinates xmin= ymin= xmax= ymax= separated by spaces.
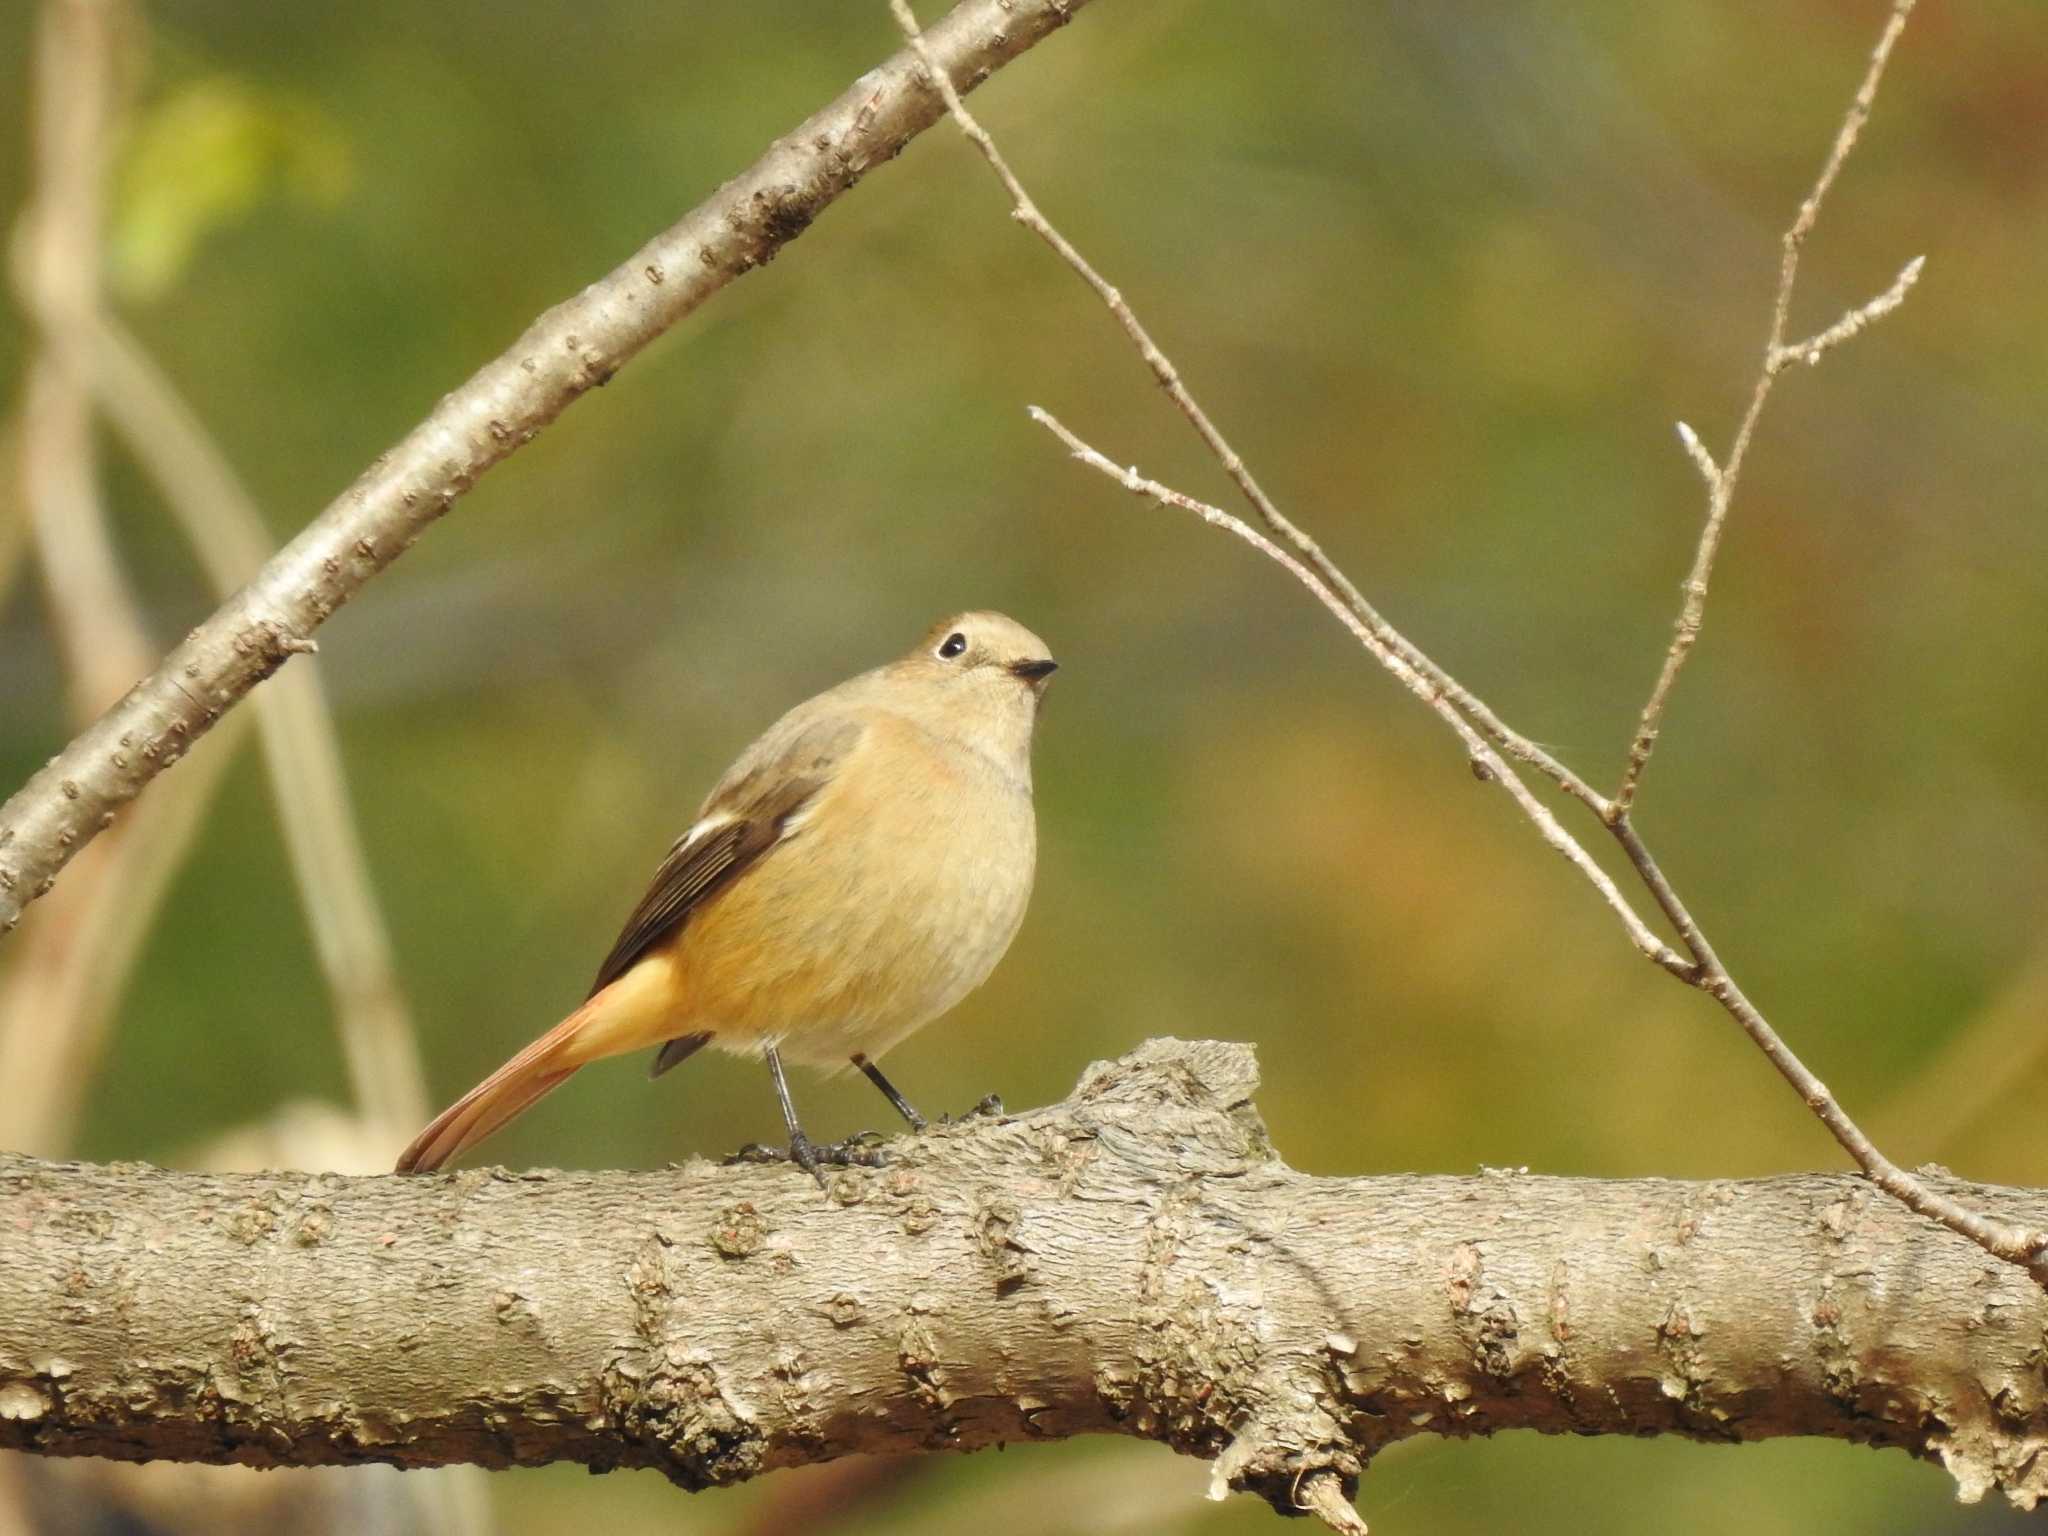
xmin=395 ymin=611 xmax=1056 ymax=1182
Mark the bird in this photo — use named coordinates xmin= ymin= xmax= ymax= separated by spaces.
xmin=394 ymin=611 xmax=1056 ymax=1182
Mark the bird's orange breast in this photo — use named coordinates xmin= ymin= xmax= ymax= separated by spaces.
xmin=657 ymin=714 xmax=1036 ymax=1064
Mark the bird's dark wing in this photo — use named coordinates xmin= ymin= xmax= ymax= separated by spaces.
xmin=586 ymin=713 xmax=863 ymax=999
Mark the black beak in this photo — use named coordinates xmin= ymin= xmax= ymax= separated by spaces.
xmin=1009 ymin=657 xmax=1059 ymax=683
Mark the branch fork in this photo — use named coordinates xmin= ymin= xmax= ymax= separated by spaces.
xmin=901 ymin=0 xmax=2038 ymax=1330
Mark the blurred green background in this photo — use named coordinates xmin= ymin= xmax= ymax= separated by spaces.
xmin=3 ymin=0 xmax=2045 ymax=1531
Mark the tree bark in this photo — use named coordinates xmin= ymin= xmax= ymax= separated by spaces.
xmin=0 ymin=0 xmax=1096 ymax=936
xmin=2 ymin=1039 xmax=2043 ymax=1520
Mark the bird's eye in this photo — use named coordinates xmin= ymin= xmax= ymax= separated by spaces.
xmin=937 ymin=631 xmax=968 ymax=660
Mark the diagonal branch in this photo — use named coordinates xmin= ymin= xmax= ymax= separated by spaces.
xmin=1615 ymin=0 xmax=1919 ymax=811
xmin=1033 ymin=415 xmax=2048 ymax=1288
xmin=0 ymin=0 xmax=1102 ymax=937
xmin=1027 ymin=410 xmax=1688 ymax=981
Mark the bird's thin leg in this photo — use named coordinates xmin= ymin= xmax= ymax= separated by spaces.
xmin=764 ymin=1042 xmax=825 ymax=1189
xmin=852 ymin=1052 xmax=928 ymax=1133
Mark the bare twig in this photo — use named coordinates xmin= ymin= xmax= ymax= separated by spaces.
xmin=1030 ymin=410 xmax=1689 ymax=980
xmin=1772 ymin=253 xmax=1924 ymax=370
xmin=1615 ymin=0 xmax=1919 ymax=812
xmin=903 ymin=0 xmax=2048 ymax=1283
xmin=1601 ymin=815 xmax=2047 ymax=1268
xmin=888 ymin=0 xmax=1609 ymax=820
xmin=0 ymin=0 xmax=1103 ymax=936
xmin=1673 ymin=421 xmax=1719 ymax=490
xmin=1039 ymin=415 xmax=2048 ymax=1280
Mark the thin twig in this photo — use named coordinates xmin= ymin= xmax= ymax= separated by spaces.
xmin=1032 ymin=410 xmax=1690 ymax=980
xmin=1772 ymin=253 xmax=1924 ymax=370
xmin=1615 ymin=0 xmax=1919 ymax=813
xmin=1673 ymin=421 xmax=1719 ymax=491
xmin=1036 ymin=415 xmax=2048 ymax=1276
xmin=903 ymin=0 xmax=2048 ymax=1283
xmin=1602 ymin=817 xmax=2046 ymax=1266
xmin=888 ymin=0 xmax=1609 ymax=819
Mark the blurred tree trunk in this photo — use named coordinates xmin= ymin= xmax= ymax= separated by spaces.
xmin=2 ymin=1039 xmax=2043 ymax=1522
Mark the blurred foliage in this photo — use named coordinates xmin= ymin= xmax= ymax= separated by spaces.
xmin=112 ymin=69 xmax=353 ymax=300
xmin=2 ymin=0 xmax=2046 ymax=1532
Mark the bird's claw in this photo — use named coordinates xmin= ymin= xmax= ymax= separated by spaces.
xmin=722 ymin=1130 xmax=889 ymax=1185
xmin=942 ymin=1092 xmax=1005 ymax=1125
xmin=812 ymin=1130 xmax=890 ymax=1168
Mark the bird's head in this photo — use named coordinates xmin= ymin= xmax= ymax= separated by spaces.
xmin=891 ymin=610 xmax=1057 ymax=764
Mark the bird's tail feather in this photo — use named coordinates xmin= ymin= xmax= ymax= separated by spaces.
xmin=396 ymin=995 xmax=606 ymax=1174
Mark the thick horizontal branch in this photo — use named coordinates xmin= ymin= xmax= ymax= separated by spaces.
xmin=2 ymin=1039 xmax=2045 ymax=1521
xmin=0 ymin=0 xmax=1094 ymax=935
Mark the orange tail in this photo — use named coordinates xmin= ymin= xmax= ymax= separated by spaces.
xmin=396 ymin=999 xmax=599 ymax=1174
